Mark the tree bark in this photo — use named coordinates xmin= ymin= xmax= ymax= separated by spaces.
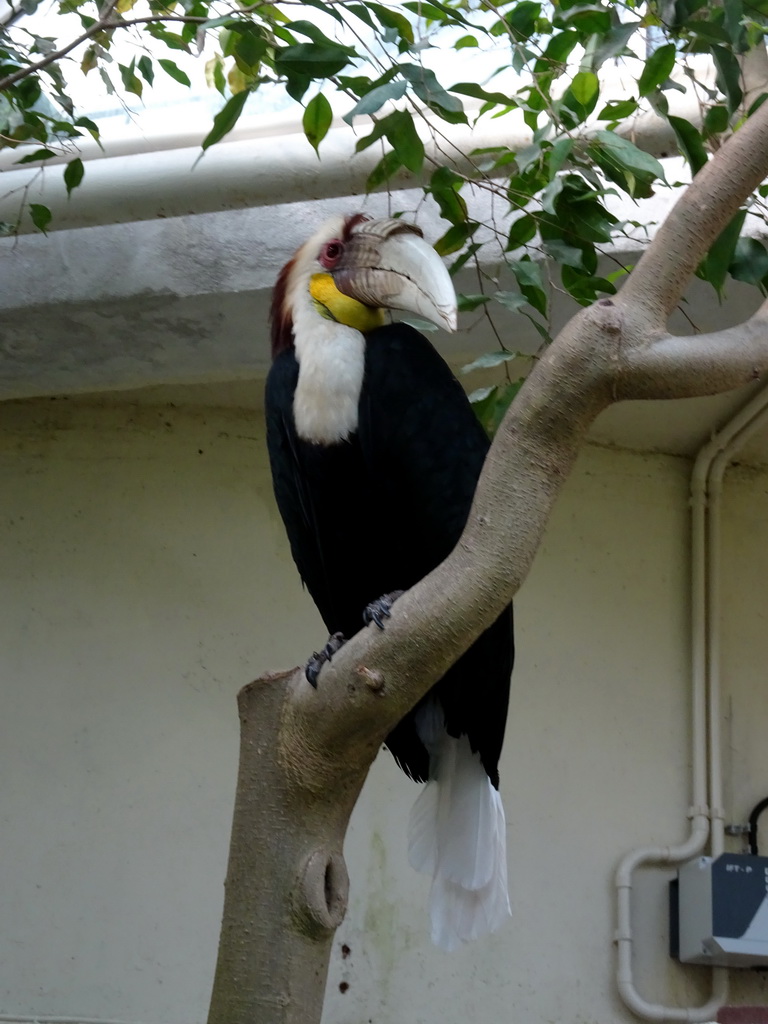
xmin=208 ymin=99 xmax=768 ymax=1024
xmin=207 ymin=671 xmax=365 ymax=1024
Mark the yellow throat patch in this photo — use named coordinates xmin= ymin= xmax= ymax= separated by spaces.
xmin=310 ymin=273 xmax=386 ymax=332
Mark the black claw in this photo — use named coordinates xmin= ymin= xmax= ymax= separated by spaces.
xmin=363 ymin=590 xmax=405 ymax=631
xmin=305 ymin=632 xmax=346 ymax=687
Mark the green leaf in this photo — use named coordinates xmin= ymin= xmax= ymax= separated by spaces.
xmin=345 ymin=3 xmax=376 ymax=28
xmin=558 ymin=4 xmax=610 ymax=34
xmin=201 ymin=89 xmax=249 ymax=152
xmin=506 ymin=214 xmax=537 ymax=250
xmin=343 ymin=80 xmax=406 ymax=124
xmin=543 ymin=29 xmax=579 ymax=64
xmin=598 ymin=99 xmax=638 ymax=121
xmin=15 ymin=74 xmax=42 ymax=108
xmin=712 ymin=45 xmax=743 ymax=114
xmin=285 ymin=19 xmax=347 ymax=47
xmin=462 ymin=350 xmax=517 ymax=373
xmin=549 ymin=136 xmax=573 ymax=177
xmin=470 ymin=381 xmax=524 ymax=437
xmin=468 ymin=385 xmax=494 ymax=402
xmin=137 ymin=54 xmax=154 ymax=85
xmin=227 ymin=26 xmax=268 ymax=73
xmin=146 ymin=23 xmax=188 ymax=51
xmin=540 ymin=174 xmax=617 ymax=247
xmin=592 ymin=131 xmax=666 ymax=181
xmin=365 ymin=3 xmax=414 ymax=46
xmin=292 ymin=0 xmax=343 ymax=24
xmin=434 ymin=221 xmax=477 ymax=256
xmin=570 ymin=70 xmax=598 ymax=105
xmin=29 ymin=203 xmax=52 ymax=232
xmin=275 ymin=42 xmax=352 ymax=79
xmin=457 ymin=294 xmax=491 ymax=313
xmin=119 ymin=60 xmax=142 ymax=97
xmin=494 ymin=290 xmax=528 ymax=312
xmin=450 ymin=81 xmax=514 ymax=108
xmin=74 ymin=115 xmax=100 ymax=143
xmin=402 ymin=0 xmax=471 ymax=26
xmin=561 ymin=264 xmax=616 ymax=304
xmin=427 ymin=165 xmax=467 ymax=225
xmin=637 ymin=42 xmax=676 ymax=96
xmin=569 ymin=202 xmax=616 ymax=244
xmin=356 ymin=110 xmax=423 ymax=173
xmin=200 ymin=15 xmax=243 ymax=29
xmin=14 ymin=147 xmax=57 ymax=164
xmin=285 ymin=74 xmax=311 ymax=104
xmin=591 ymin=22 xmax=638 ymax=70
xmin=449 ymin=242 xmax=482 ymax=276
xmin=729 ymin=238 xmax=768 ymax=288
xmin=541 ymin=175 xmax=565 ymax=216
xmin=389 ymin=110 xmax=424 ymax=172
xmin=303 ymin=92 xmax=332 ymax=154
xmin=515 ymin=142 xmax=543 ymax=176
xmin=511 ymin=257 xmax=547 ymax=316
xmin=668 ymin=115 xmax=708 ymax=175
xmin=400 ymin=64 xmax=466 ymax=120
xmin=158 ymin=58 xmax=191 ymax=87
xmin=366 ymin=149 xmax=402 ymax=190
xmin=697 ymin=209 xmax=746 ymax=296
xmin=503 ymin=1 xmax=541 ymax=42
xmin=79 ymin=44 xmax=97 ymax=75
xmin=63 ymin=156 xmax=84 ymax=196
xmin=45 ymin=120 xmax=79 ymax=139
xmin=588 ymin=130 xmax=665 ymax=198
xmin=723 ymin=0 xmax=745 ymax=50
xmin=559 ymin=71 xmax=599 ymax=127
xmin=542 ymin=237 xmax=584 ymax=267
xmin=400 ymin=315 xmax=438 ymax=332
xmin=522 ymin=311 xmax=552 ymax=344
xmin=336 ymin=74 xmax=374 ymax=95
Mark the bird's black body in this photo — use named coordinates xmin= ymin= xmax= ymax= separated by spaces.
xmin=266 ymin=321 xmax=513 ymax=785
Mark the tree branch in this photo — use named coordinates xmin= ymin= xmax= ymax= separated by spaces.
xmin=620 ymin=299 xmax=768 ymax=399
xmin=0 ymin=3 xmax=24 ymax=29
xmin=0 ymin=0 xmax=351 ymax=94
xmin=0 ymin=1 xmax=119 ymax=92
xmin=618 ymin=99 xmax=768 ymax=324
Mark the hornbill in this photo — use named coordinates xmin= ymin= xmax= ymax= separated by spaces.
xmin=265 ymin=214 xmax=513 ymax=951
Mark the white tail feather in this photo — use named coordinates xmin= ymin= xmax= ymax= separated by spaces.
xmin=407 ymin=702 xmax=511 ymax=951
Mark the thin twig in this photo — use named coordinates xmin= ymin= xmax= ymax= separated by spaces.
xmin=0 ymin=0 xmax=119 ymax=91
xmin=0 ymin=3 xmax=24 ymax=29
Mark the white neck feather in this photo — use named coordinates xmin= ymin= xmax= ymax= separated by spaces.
xmin=288 ymin=248 xmax=366 ymax=446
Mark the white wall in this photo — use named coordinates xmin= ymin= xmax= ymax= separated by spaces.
xmin=1 ymin=393 xmax=768 ymax=1023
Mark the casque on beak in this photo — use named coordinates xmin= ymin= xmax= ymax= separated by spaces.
xmin=331 ymin=218 xmax=457 ymax=332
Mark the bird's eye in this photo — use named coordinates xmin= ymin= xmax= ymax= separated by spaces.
xmin=319 ymin=239 xmax=344 ymax=269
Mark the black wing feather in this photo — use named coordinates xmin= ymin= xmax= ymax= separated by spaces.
xmin=265 ymin=325 xmax=513 ymax=786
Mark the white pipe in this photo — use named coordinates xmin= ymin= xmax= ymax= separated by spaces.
xmin=0 ymin=104 xmax=688 ymax=235
xmin=614 ymin=381 xmax=768 ymax=1022
xmin=706 ymin=389 xmax=768 ymax=855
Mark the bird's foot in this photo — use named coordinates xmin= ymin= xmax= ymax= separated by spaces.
xmin=305 ymin=632 xmax=346 ymax=688
xmin=363 ymin=590 xmax=405 ymax=630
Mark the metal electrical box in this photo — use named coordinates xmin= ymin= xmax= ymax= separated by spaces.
xmin=672 ymin=853 xmax=768 ymax=967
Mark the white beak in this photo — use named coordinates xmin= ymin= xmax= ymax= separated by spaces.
xmin=332 ymin=219 xmax=457 ymax=332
